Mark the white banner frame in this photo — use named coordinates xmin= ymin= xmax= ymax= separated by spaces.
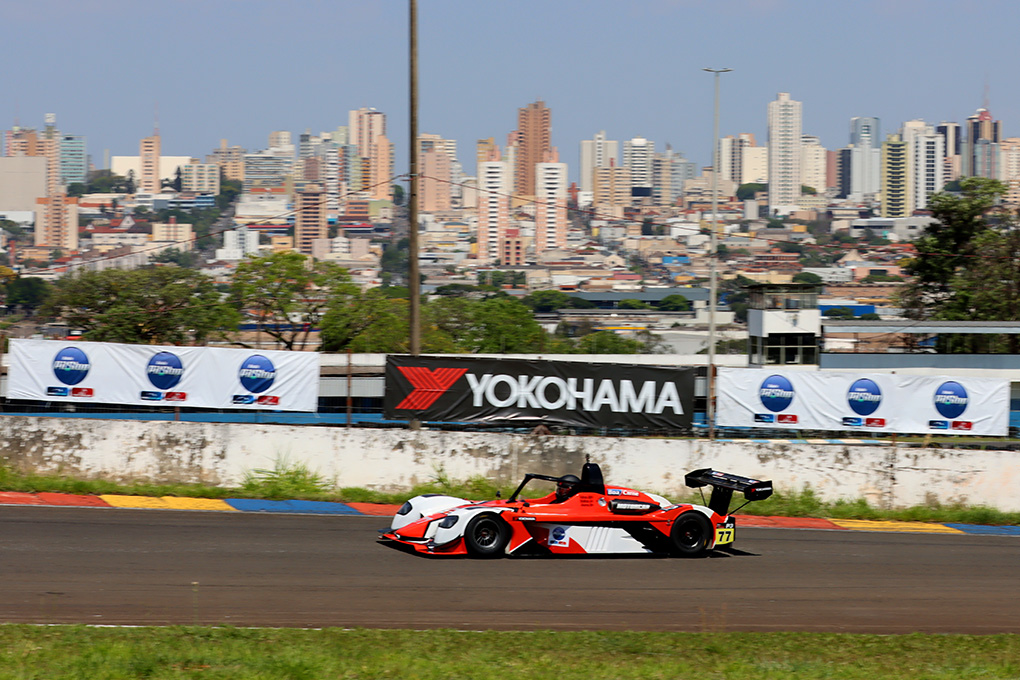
xmin=716 ymin=367 xmax=1009 ymax=436
xmin=6 ymin=339 xmax=320 ymax=412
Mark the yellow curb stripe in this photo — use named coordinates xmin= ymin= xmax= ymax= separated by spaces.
xmin=100 ymin=495 xmax=172 ymax=509
xmin=160 ymin=497 xmax=236 ymax=511
xmin=830 ymin=519 xmax=965 ymax=534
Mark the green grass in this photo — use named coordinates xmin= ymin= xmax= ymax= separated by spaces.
xmin=0 ymin=626 xmax=1018 ymax=679
xmin=2 ymin=460 xmax=1019 ymax=526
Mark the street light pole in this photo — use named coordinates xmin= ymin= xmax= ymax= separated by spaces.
xmin=408 ymin=0 xmax=421 ymax=356
xmin=703 ymin=67 xmax=731 ymax=440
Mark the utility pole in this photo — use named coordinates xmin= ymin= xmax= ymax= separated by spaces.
xmin=408 ymin=0 xmax=421 ymax=356
xmin=703 ymin=67 xmax=731 ymax=440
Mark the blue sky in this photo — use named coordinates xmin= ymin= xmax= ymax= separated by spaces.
xmin=2 ymin=0 xmax=1018 ymax=182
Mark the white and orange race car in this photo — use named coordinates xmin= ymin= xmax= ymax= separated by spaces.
xmin=379 ymin=463 xmax=773 ymax=558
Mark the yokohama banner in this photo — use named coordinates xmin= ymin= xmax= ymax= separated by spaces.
xmin=716 ymin=367 xmax=1009 ymax=436
xmin=6 ymin=339 xmax=320 ymax=411
xmin=385 ymin=355 xmax=695 ymax=429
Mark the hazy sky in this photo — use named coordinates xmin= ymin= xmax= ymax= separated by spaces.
xmin=2 ymin=0 xmax=1017 ymax=182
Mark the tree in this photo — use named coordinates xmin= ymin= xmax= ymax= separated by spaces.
xmin=736 ymin=183 xmax=766 ymax=201
xmin=471 ymin=297 xmax=543 ymax=352
xmin=576 ymin=331 xmax=644 ymax=354
xmin=41 ymin=267 xmax=238 ymax=344
xmin=823 ymin=306 xmax=855 ymax=320
xmin=901 ymin=177 xmax=1009 ymax=320
xmin=793 ymin=272 xmax=823 ymax=285
xmin=4 ymin=277 xmax=51 ymax=312
xmin=320 ymin=289 xmax=410 ymax=353
xmin=231 ymin=252 xmax=356 ymax=351
xmin=618 ymin=299 xmax=650 ymax=310
xmin=654 ymin=294 xmax=692 ymax=312
xmin=66 ymin=183 xmax=87 ymax=198
xmin=522 ymin=290 xmax=572 ymax=313
xmin=150 ymin=248 xmax=199 ymax=269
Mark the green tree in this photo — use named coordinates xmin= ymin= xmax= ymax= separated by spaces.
xmin=4 ymin=277 xmax=52 ymax=312
xmin=618 ymin=299 xmax=650 ymax=310
xmin=736 ymin=183 xmax=766 ymax=201
xmin=41 ymin=267 xmax=237 ymax=344
xmin=66 ymin=183 xmax=87 ymax=198
xmin=901 ymin=177 xmax=1009 ymax=319
xmin=471 ymin=297 xmax=543 ymax=352
xmin=793 ymin=272 xmax=823 ymax=285
xmin=150 ymin=248 xmax=198 ymax=268
xmin=654 ymin=294 xmax=692 ymax=312
xmin=576 ymin=331 xmax=644 ymax=354
xmin=320 ymin=289 xmax=410 ymax=353
xmin=231 ymin=252 xmax=356 ymax=350
xmin=522 ymin=290 xmax=572 ymax=313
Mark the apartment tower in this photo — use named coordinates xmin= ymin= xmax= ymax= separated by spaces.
xmin=513 ymin=100 xmax=551 ymax=199
xmin=767 ymin=93 xmax=802 ymax=214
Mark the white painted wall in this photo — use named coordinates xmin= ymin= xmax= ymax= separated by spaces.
xmin=1 ymin=416 xmax=1018 ymax=510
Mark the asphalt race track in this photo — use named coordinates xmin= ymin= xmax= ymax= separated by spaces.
xmin=2 ymin=506 xmax=1019 ymax=633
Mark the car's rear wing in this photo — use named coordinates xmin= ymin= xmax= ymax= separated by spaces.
xmin=684 ymin=468 xmax=774 ymax=516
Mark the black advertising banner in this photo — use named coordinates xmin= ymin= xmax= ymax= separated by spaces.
xmin=385 ymin=355 xmax=695 ymax=429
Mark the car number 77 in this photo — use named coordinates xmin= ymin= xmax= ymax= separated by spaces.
xmin=715 ymin=527 xmax=735 ymax=545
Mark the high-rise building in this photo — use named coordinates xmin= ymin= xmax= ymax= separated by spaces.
xmin=513 ymin=100 xmax=551 ymax=199
xmin=180 ymin=163 xmax=221 ymax=194
xmin=34 ymin=193 xmax=78 ymax=251
xmin=206 ymin=140 xmax=246 ymax=182
xmin=880 ymin=134 xmax=909 ymax=218
xmin=592 ymin=163 xmax=631 ymax=219
xmin=936 ymin=122 xmax=962 ymax=182
xmin=965 ymin=108 xmax=1002 ymax=178
xmin=534 ymin=149 xmax=567 ymax=253
xmin=579 ymin=131 xmax=619 ymax=193
xmin=419 ymin=134 xmax=455 ymax=212
xmin=476 ymin=146 xmax=510 ymax=263
xmin=900 ymin=120 xmax=943 ymax=210
xmin=348 ymin=108 xmax=392 ymax=198
xmin=767 ymin=93 xmax=802 ymax=214
xmin=652 ymin=147 xmax=695 ymax=207
xmin=294 ymin=184 xmax=327 ymax=255
xmin=1001 ymin=138 xmax=1020 ymax=205
xmin=849 ymin=116 xmax=881 ymax=199
xmin=800 ymin=135 xmax=827 ymax=195
xmin=623 ymin=137 xmax=654 ymax=190
xmin=139 ymin=133 xmax=161 ymax=193
xmin=59 ymin=135 xmax=87 ymax=185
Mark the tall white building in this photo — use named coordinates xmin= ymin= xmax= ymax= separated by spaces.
xmin=849 ymin=116 xmax=881 ymax=200
xmin=579 ymin=131 xmax=619 ymax=193
xmin=623 ymin=136 xmax=654 ymax=190
xmin=800 ymin=135 xmax=827 ymax=195
xmin=901 ymin=120 xmax=944 ymax=211
xmin=476 ymin=152 xmax=511 ymax=263
xmin=534 ymin=150 xmax=568 ymax=253
xmin=767 ymin=93 xmax=802 ymax=214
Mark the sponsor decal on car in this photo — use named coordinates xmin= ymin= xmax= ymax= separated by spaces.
xmin=549 ymin=525 xmax=570 ymax=547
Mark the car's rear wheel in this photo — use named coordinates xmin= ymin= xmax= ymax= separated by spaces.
xmin=464 ymin=514 xmax=509 ymax=558
xmin=670 ymin=512 xmax=712 ymax=557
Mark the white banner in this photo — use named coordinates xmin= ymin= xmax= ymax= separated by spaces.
xmin=716 ymin=367 xmax=1009 ymax=436
xmin=6 ymin=339 xmax=320 ymax=412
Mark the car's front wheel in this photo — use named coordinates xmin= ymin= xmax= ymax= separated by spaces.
xmin=670 ymin=512 xmax=712 ymax=557
xmin=464 ymin=514 xmax=509 ymax=558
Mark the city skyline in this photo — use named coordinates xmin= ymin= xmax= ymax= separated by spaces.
xmin=3 ymin=0 xmax=1019 ymax=180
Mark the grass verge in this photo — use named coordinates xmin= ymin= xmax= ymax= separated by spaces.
xmin=0 ymin=626 xmax=1018 ymax=680
xmin=2 ymin=461 xmax=1019 ymax=526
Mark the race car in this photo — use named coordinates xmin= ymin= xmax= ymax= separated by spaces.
xmin=379 ymin=462 xmax=773 ymax=558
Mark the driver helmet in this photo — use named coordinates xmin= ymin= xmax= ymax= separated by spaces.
xmin=555 ymin=474 xmax=581 ymax=500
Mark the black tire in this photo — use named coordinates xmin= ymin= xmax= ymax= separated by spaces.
xmin=670 ymin=512 xmax=713 ymax=557
xmin=464 ymin=514 xmax=510 ymax=558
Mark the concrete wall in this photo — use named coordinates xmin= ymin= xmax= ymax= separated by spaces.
xmin=1 ymin=415 xmax=1018 ymax=510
